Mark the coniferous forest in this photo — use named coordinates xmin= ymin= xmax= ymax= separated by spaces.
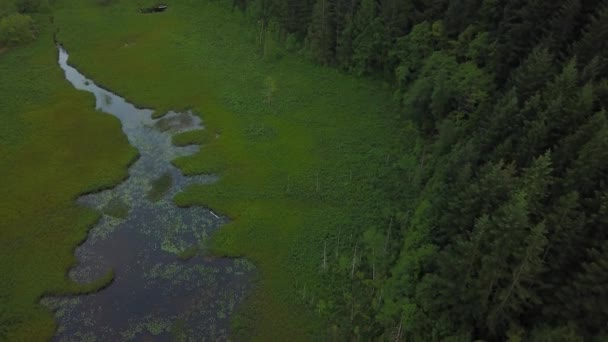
xmin=232 ymin=0 xmax=608 ymax=340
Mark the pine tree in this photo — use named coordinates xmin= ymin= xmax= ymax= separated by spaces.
xmin=518 ymin=152 xmax=553 ymax=214
xmin=335 ymin=11 xmax=354 ymax=68
xmin=282 ymin=0 xmax=315 ymax=39
xmin=444 ymin=0 xmax=483 ymax=37
xmin=487 ymin=222 xmax=547 ymax=335
xmin=511 ymin=47 xmax=555 ymax=101
xmin=543 ymin=0 xmax=582 ymax=57
xmin=380 ymin=0 xmax=412 ymax=37
xmin=494 ymin=0 xmax=562 ymax=81
xmin=351 ymin=0 xmax=386 ymax=75
xmin=552 ymin=110 xmax=607 ymax=175
xmin=572 ymin=3 xmax=608 ymax=68
xmin=565 ymin=121 xmax=608 ymax=195
xmin=307 ymin=0 xmax=336 ymax=64
xmin=558 ymin=240 xmax=608 ymax=332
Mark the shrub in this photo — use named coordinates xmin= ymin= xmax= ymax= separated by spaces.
xmin=0 ymin=13 xmax=35 ymax=46
xmin=15 ymin=0 xmax=44 ymax=13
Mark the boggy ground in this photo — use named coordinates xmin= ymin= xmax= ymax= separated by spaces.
xmin=40 ymin=48 xmax=253 ymax=341
xmin=1 ymin=0 xmax=408 ymax=340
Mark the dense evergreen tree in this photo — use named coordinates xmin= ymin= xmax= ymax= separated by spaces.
xmin=233 ymin=0 xmax=608 ymax=339
xmin=307 ymin=0 xmax=336 ymax=63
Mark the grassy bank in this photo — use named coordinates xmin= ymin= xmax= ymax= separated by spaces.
xmin=3 ymin=0 xmax=406 ymax=339
xmin=0 ymin=16 xmax=136 ymax=341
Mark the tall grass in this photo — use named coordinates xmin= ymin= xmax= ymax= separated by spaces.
xmin=0 ymin=17 xmax=136 ymax=341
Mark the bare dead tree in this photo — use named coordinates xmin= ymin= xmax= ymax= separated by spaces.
xmin=322 ymin=240 xmax=327 ymax=272
xmin=384 ymin=216 xmax=393 ymax=254
xmin=351 ymin=245 xmax=357 ymax=278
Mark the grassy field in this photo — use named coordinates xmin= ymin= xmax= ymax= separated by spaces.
xmin=2 ymin=0 xmax=406 ymax=339
xmin=0 ymin=16 xmax=137 ymax=341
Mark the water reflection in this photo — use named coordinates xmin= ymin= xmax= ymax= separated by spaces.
xmin=42 ymin=47 xmax=253 ymax=341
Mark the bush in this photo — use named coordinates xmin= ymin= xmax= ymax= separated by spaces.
xmin=0 ymin=13 xmax=35 ymax=46
xmin=15 ymin=0 xmax=45 ymax=13
xmin=0 ymin=14 xmax=34 ymax=46
xmin=285 ymin=33 xmax=299 ymax=52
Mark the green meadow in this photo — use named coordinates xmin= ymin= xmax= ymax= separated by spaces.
xmin=0 ymin=14 xmax=136 ymax=341
xmin=1 ymin=0 xmax=406 ymax=340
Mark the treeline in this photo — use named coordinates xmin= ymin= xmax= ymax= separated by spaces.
xmin=232 ymin=0 xmax=608 ymax=340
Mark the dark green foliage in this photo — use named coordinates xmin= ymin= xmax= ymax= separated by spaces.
xmin=15 ymin=0 xmax=46 ymax=13
xmin=0 ymin=13 xmax=34 ymax=46
xmin=306 ymin=0 xmax=335 ymax=64
xmin=557 ymin=240 xmax=608 ymax=333
xmin=0 ymin=0 xmax=47 ymax=48
xmin=229 ymin=0 xmax=608 ymax=339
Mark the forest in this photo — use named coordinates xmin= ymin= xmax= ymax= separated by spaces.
xmin=228 ymin=0 xmax=608 ymax=340
xmin=1 ymin=0 xmax=608 ymax=340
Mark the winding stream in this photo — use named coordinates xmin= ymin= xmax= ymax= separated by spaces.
xmin=41 ymin=47 xmax=253 ymax=341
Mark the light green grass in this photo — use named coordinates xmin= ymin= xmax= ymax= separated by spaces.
xmin=1 ymin=0 xmax=406 ymax=340
xmin=0 ymin=16 xmax=137 ymax=341
xmin=53 ymin=0 xmax=405 ymax=339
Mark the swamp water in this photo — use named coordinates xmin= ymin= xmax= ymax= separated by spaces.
xmin=41 ymin=48 xmax=253 ymax=341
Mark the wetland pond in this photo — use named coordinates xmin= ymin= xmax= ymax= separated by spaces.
xmin=41 ymin=47 xmax=254 ymax=341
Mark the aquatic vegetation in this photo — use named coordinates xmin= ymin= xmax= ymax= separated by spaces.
xmin=177 ymin=245 xmax=199 ymax=261
xmin=172 ymin=129 xmax=213 ymax=147
xmin=154 ymin=112 xmax=195 ymax=132
xmin=40 ymin=48 xmax=253 ymax=340
xmin=146 ymin=172 xmax=172 ymax=202
xmin=101 ymin=197 xmax=130 ymax=218
xmin=120 ymin=315 xmax=172 ymax=339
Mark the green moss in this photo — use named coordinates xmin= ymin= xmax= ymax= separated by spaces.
xmin=120 ymin=316 xmax=171 ymax=339
xmin=145 ymin=319 xmax=170 ymax=335
xmin=177 ymin=245 xmax=199 ymax=261
xmin=102 ymin=197 xmax=130 ymax=218
xmin=146 ymin=172 xmax=172 ymax=202
xmin=170 ymin=319 xmax=187 ymax=342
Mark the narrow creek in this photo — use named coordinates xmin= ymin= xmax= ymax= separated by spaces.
xmin=41 ymin=47 xmax=253 ymax=341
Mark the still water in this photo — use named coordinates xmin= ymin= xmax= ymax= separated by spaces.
xmin=42 ymin=47 xmax=253 ymax=341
